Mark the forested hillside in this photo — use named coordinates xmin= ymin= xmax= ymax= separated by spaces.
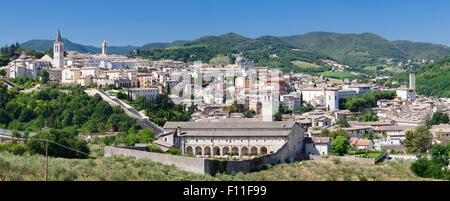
xmin=18 ymin=31 xmax=450 ymax=73
xmin=282 ymin=32 xmax=409 ymax=68
xmin=391 ymin=56 xmax=450 ymax=98
xmin=0 ymin=84 xmax=136 ymax=133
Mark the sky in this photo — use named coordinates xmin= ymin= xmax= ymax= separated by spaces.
xmin=1 ymin=0 xmax=450 ymax=47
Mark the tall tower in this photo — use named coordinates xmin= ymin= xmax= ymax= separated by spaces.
xmin=53 ymin=29 xmax=64 ymax=69
xmin=409 ymin=73 xmax=416 ymax=89
xmin=102 ymin=40 xmax=107 ymax=55
xmin=262 ymin=95 xmax=278 ymax=122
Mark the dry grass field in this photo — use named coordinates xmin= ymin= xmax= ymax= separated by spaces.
xmin=0 ymin=149 xmax=439 ymax=181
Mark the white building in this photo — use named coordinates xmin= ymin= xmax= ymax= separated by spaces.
xmin=53 ymin=29 xmax=64 ymax=69
xmin=396 ymin=73 xmax=417 ymax=101
xmin=342 ymin=84 xmax=372 ymax=95
xmin=126 ymin=88 xmax=160 ymax=101
xmin=396 ymin=88 xmax=416 ymax=102
xmin=280 ymin=95 xmax=302 ymax=111
xmin=304 ymin=137 xmax=332 ymax=155
xmin=61 ymin=68 xmax=81 ymax=84
xmin=300 ymin=87 xmax=356 ymax=111
xmin=158 ymin=121 xmax=305 ymax=158
xmin=262 ymin=95 xmax=278 ymax=122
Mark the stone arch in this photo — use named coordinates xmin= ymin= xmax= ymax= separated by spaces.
xmin=260 ymin=146 xmax=268 ymax=155
xmin=250 ymin=146 xmax=258 ymax=155
xmin=223 ymin=146 xmax=230 ymax=156
xmin=213 ymin=146 xmax=221 ymax=156
xmin=204 ymin=146 xmax=211 ymax=157
xmin=186 ymin=146 xmax=193 ymax=154
xmin=195 ymin=146 xmax=202 ymax=156
xmin=231 ymin=146 xmax=239 ymax=156
xmin=241 ymin=147 xmax=249 ymax=155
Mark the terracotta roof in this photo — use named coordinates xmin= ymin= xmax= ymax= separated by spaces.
xmin=356 ymin=140 xmax=372 ymax=146
xmin=164 ymin=121 xmax=298 ymax=130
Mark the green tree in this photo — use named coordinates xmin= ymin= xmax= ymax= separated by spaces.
xmin=274 ymin=112 xmax=282 ymax=121
xmin=0 ymin=69 xmax=6 ymax=77
xmin=403 ymin=125 xmax=433 ymax=153
xmin=336 ymin=117 xmax=350 ymax=127
xmin=331 ymin=136 xmax=350 ymax=156
xmin=427 ymin=112 xmax=449 ymax=126
xmin=410 ymin=144 xmax=450 ymax=180
xmin=135 ymin=95 xmax=146 ymax=105
xmin=330 ymin=129 xmax=349 ymax=140
xmin=319 ymin=128 xmax=331 ymax=137
xmin=40 ymin=69 xmax=49 ymax=84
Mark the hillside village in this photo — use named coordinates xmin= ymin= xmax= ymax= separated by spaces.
xmin=0 ymin=29 xmax=449 ymax=179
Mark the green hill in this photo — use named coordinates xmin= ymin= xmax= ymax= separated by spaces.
xmin=21 ymin=38 xmax=139 ymax=55
xmin=20 ymin=39 xmax=187 ymax=55
xmin=136 ymin=33 xmax=329 ymax=73
xmin=282 ymin=32 xmax=450 ymax=68
xmin=19 ymin=32 xmax=450 ymax=72
xmin=392 ymin=40 xmax=450 ymax=60
xmin=283 ymin=32 xmax=408 ymax=67
xmin=140 ymin=40 xmax=187 ymax=49
xmin=391 ymin=56 xmax=450 ymax=98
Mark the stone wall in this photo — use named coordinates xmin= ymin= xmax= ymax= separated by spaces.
xmin=104 ymin=144 xmax=308 ymax=175
xmin=309 ymin=155 xmax=375 ymax=164
xmin=104 ymin=146 xmax=211 ymax=174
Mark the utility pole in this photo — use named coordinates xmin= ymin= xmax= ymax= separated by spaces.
xmin=45 ymin=138 xmax=48 ymax=181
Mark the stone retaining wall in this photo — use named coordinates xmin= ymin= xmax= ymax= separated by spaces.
xmin=309 ymin=155 xmax=375 ymax=164
xmin=104 ymin=144 xmax=306 ymax=175
xmin=104 ymin=146 xmax=210 ymax=174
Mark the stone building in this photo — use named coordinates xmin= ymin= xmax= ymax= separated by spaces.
xmin=125 ymin=88 xmax=160 ymax=101
xmin=156 ymin=121 xmax=305 ymax=158
xmin=53 ymin=29 xmax=64 ymax=69
xmin=304 ymin=137 xmax=332 ymax=155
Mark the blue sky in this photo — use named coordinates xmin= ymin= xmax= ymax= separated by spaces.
xmin=1 ymin=0 xmax=450 ymax=47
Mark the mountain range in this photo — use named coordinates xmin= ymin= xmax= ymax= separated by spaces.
xmin=20 ymin=39 xmax=187 ymax=55
xmin=20 ymin=32 xmax=450 ymax=67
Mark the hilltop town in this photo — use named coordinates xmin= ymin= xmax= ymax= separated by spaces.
xmin=0 ymin=30 xmax=449 ymax=180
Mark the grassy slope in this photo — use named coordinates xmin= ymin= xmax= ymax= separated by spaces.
xmin=291 ymin=60 xmax=322 ymax=68
xmin=0 ymin=149 xmax=436 ymax=181
xmin=319 ymin=72 xmax=357 ymax=79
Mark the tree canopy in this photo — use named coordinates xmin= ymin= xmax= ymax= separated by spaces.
xmin=331 ymin=136 xmax=350 ymax=156
xmin=403 ymin=125 xmax=433 ymax=153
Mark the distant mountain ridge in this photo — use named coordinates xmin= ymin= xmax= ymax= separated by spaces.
xmin=281 ymin=31 xmax=450 ymax=67
xmin=20 ymin=39 xmax=187 ymax=55
xmin=20 ymin=32 xmax=450 ymax=68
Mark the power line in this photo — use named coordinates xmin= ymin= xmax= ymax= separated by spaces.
xmin=2 ymin=135 xmax=96 ymax=181
xmin=3 ymin=136 xmax=95 ymax=158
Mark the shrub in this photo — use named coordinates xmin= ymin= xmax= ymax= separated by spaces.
xmin=167 ymin=148 xmax=182 ymax=155
xmin=146 ymin=144 xmax=164 ymax=153
xmin=344 ymin=175 xmax=352 ymax=181
xmin=359 ymin=176 xmax=368 ymax=181
xmin=332 ymin=158 xmax=341 ymax=165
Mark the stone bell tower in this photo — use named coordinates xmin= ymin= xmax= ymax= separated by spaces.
xmin=53 ymin=29 xmax=64 ymax=69
xmin=102 ymin=40 xmax=107 ymax=55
